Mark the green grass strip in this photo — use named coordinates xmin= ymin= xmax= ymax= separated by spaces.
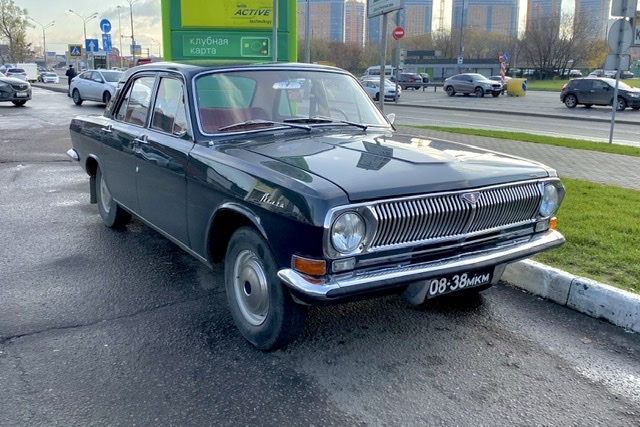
xmin=410 ymin=126 xmax=640 ymax=158
xmin=534 ymin=178 xmax=640 ymax=294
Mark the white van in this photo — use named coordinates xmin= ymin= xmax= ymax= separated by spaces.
xmin=361 ymin=65 xmax=396 ymax=79
xmin=17 ymin=63 xmax=38 ymax=82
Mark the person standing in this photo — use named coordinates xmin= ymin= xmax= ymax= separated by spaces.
xmin=65 ymin=65 xmax=76 ymax=97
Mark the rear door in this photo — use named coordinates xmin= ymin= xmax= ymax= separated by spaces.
xmin=100 ymin=74 xmax=156 ymax=213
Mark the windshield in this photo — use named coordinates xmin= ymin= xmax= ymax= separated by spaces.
xmin=195 ymin=68 xmax=390 ymax=135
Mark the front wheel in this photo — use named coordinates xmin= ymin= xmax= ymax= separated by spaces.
xmin=564 ymin=94 xmax=577 ymax=108
xmin=225 ymin=227 xmax=306 ymax=351
xmin=616 ymin=97 xmax=627 ymax=111
xmin=72 ymin=89 xmax=83 ymax=105
xmin=491 ymin=92 xmax=500 ymax=97
xmin=95 ymin=167 xmax=131 ymax=228
xmin=11 ymin=100 xmax=27 ymax=106
xmin=474 ymin=87 xmax=484 ymax=98
xmin=103 ymin=91 xmax=111 ymax=105
xmin=445 ymin=86 xmax=455 ymax=96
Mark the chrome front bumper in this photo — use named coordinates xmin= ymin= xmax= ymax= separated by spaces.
xmin=278 ymin=229 xmax=565 ymax=302
xmin=66 ymin=148 xmax=79 ymax=161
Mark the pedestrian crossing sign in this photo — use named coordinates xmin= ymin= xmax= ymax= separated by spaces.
xmin=68 ymin=44 xmax=83 ymax=58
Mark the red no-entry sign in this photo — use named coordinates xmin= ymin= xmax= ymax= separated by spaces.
xmin=393 ymin=27 xmax=405 ymax=40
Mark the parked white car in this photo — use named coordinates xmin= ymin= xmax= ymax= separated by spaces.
xmin=40 ymin=72 xmax=59 ymax=84
xmin=360 ymin=78 xmax=401 ymax=101
xmin=69 ymin=69 xmax=123 ymax=105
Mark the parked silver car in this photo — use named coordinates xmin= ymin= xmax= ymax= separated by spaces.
xmin=69 ymin=69 xmax=123 ymax=105
xmin=444 ymin=73 xmax=502 ymax=97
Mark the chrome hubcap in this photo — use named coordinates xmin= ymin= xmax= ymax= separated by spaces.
xmin=99 ymin=174 xmax=112 ymax=214
xmin=233 ymin=249 xmax=269 ymax=326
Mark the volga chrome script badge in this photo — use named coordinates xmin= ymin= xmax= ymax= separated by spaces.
xmin=461 ymin=192 xmax=481 ymax=204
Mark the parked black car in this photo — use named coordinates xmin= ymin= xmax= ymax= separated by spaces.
xmin=444 ymin=73 xmax=502 ymax=97
xmin=0 ymin=75 xmax=31 ymax=106
xmin=396 ymin=72 xmax=422 ymax=90
xmin=67 ymin=62 xmax=565 ymax=350
xmin=560 ymin=77 xmax=640 ymax=111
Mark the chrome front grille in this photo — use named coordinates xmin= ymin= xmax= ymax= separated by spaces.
xmin=369 ymin=182 xmax=541 ymax=250
xmin=10 ymin=83 xmax=28 ymax=90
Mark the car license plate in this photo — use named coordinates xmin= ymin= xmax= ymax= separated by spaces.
xmin=16 ymin=92 xmax=27 ymax=97
xmin=425 ymin=269 xmax=492 ymax=299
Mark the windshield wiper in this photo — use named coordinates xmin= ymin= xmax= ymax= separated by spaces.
xmin=286 ymin=115 xmax=368 ymax=131
xmin=217 ymin=119 xmax=311 ymax=132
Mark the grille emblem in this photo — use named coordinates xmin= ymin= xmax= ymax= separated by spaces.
xmin=461 ymin=192 xmax=481 ymax=205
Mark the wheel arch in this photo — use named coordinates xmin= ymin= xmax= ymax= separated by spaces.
xmin=206 ymin=203 xmax=268 ymax=265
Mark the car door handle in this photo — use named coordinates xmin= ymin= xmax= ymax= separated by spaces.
xmin=134 ymin=135 xmax=149 ymax=145
xmin=101 ymin=124 xmax=112 ymax=133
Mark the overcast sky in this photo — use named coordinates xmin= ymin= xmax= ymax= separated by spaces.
xmin=17 ymin=0 xmax=163 ymax=55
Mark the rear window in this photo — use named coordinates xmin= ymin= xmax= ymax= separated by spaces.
xmin=8 ymin=68 xmax=25 ymax=73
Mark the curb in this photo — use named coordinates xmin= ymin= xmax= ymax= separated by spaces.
xmin=503 ymin=260 xmax=640 ymax=333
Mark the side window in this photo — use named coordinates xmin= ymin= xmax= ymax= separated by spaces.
xmin=115 ymin=76 xmax=155 ymax=126
xmin=151 ymin=77 xmax=189 ymax=136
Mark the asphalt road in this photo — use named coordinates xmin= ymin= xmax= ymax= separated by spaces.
xmin=1 ymin=88 xmax=639 ymax=426
xmin=387 ymin=89 xmax=640 ymax=146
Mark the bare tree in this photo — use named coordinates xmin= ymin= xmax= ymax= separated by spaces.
xmin=0 ymin=0 xmax=31 ymax=63
xmin=520 ymin=11 xmax=602 ymax=79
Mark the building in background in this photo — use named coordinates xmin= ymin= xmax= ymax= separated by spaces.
xmin=344 ymin=0 xmax=367 ymax=45
xmin=526 ymin=0 xmax=563 ymax=31
xmin=574 ymin=0 xmax=610 ymax=39
xmin=452 ymin=0 xmax=519 ymax=36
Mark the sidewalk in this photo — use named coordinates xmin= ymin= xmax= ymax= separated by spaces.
xmin=397 ymin=125 xmax=640 ymax=334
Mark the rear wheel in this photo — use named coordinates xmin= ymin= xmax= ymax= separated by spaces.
xmin=72 ymin=89 xmax=83 ymax=105
xmin=474 ymin=87 xmax=484 ymax=98
xmin=224 ymin=227 xmax=306 ymax=351
xmin=616 ymin=97 xmax=627 ymax=111
xmin=564 ymin=94 xmax=578 ymax=108
xmin=584 ymin=104 xmax=593 ymax=109
xmin=374 ymin=92 xmax=379 ymax=101
xmin=445 ymin=86 xmax=455 ymax=96
xmin=95 ymin=167 xmax=131 ymax=228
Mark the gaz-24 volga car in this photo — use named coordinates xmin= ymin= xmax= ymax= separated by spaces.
xmin=67 ymin=62 xmax=565 ymax=350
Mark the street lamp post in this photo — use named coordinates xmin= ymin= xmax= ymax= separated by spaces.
xmin=117 ymin=6 xmax=124 ymax=67
xmin=126 ymin=0 xmax=139 ymax=65
xmin=68 ymin=10 xmax=98 ymax=69
xmin=29 ymin=18 xmax=55 ymax=68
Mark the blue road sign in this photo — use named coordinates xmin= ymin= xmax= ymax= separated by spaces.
xmin=102 ymin=34 xmax=112 ymax=52
xmin=69 ymin=44 xmax=82 ymax=57
xmin=503 ymin=52 xmax=510 ymax=62
xmin=100 ymin=19 xmax=112 ymax=34
xmin=85 ymin=39 xmax=99 ymax=52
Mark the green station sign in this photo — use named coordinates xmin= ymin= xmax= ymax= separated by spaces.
xmin=161 ymin=0 xmax=297 ymax=62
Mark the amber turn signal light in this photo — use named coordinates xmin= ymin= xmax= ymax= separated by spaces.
xmin=292 ymin=255 xmax=327 ymax=276
xmin=550 ymin=217 xmax=558 ymax=229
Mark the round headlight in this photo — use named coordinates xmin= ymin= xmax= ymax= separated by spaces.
xmin=331 ymin=212 xmax=365 ymax=253
xmin=540 ymin=184 xmax=559 ymax=217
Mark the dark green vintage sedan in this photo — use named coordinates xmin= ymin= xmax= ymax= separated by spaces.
xmin=68 ymin=62 xmax=565 ymax=350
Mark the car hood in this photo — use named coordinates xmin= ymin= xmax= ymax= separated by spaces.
xmin=238 ymin=130 xmax=555 ymax=202
xmin=0 ymin=76 xmax=29 ymax=84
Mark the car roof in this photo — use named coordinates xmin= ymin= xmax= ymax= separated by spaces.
xmin=122 ymin=61 xmax=348 ymax=81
